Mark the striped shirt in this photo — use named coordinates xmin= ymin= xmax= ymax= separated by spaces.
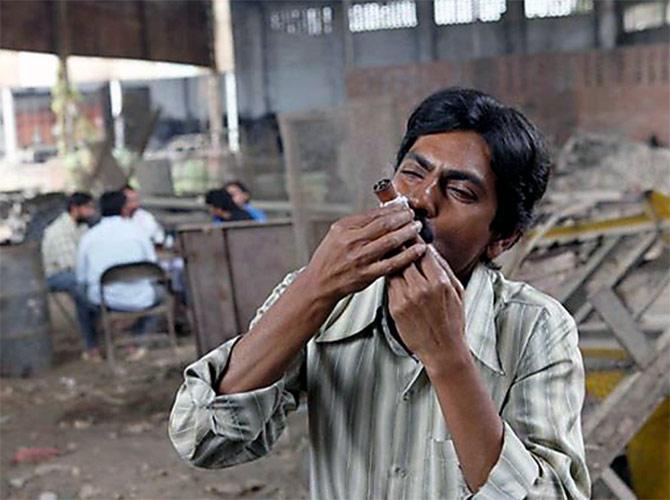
xmin=169 ymin=264 xmax=590 ymax=499
xmin=41 ymin=212 xmax=88 ymax=276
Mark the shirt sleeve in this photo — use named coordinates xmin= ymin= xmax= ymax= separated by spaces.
xmin=168 ymin=271 xmax=305 ymax=469
xmin=473 ymin=307 xmax=591 ymax=500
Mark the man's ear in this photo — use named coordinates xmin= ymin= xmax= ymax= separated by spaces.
xmin=486 ymin=230 xmax=522 ymax=261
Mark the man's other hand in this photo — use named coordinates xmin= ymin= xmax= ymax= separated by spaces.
xmin=387 ymin=245 xmax=468 ymax=370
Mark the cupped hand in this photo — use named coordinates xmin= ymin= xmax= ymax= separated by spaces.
xmin=387 ymin=245 xmax=467 ymax=369
xmin=303 ymin=204 xmax=427 ymax=304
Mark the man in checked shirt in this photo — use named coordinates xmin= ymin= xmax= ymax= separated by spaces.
xmin=169 ymin=88 xmax=590 ymax=499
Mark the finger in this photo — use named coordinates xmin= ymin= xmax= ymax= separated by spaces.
xmin=346 ymin=203 xmax=411 ymax=229
xmin=357 ymin=220 xmax=422 ymax=262
xmin=353 ymin=208 xmax=415 ymax=240
xmin=424 ymin=246 xmax=464 ymax=297
xmin=366 ymin=242 xmax=426 ymax=278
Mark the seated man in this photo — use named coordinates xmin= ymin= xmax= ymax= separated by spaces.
xmin=224 ymin=180 xmax=267 ymax=222
xmin=205 ymin=188 xmax=253 ymax=223
xmin=76 ymin=191 xmax=160 ymax=360
xmin=41 ymin=191 xmax=95 ymax=297
xmin=122 ymin=184 xmax=173 ymax=248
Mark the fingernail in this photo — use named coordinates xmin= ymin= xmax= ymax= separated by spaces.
xmin=413 ymin=221 xmax=422 ymax=232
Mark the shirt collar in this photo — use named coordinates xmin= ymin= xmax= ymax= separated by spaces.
xmin=315 ymin=264 xmax=504 ymax=375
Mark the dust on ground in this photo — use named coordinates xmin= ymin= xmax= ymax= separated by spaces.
xmin=0 ymin=305 xmax=309 ymax=500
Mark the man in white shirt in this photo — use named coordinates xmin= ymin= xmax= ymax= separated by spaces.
xmin=122 ymin=184 xmax=173 ymax=248
xmin=76 ymin=190 xmax=159 ymax=360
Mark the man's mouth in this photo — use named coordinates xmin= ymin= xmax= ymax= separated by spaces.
xmin=415 ymin=214 xmax=434 ymax=243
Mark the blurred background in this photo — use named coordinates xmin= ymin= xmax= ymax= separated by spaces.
xmin=0 ymin=1 xmax=668 ymax=499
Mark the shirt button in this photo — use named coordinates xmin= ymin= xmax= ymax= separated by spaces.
xmin=393 ymin=466 xmax=407 ymax=477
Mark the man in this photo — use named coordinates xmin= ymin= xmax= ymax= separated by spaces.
xmin=41 ymin=192 xmax=95 ymax=297
xmin=169 ymin=88 xmax=590 ymax=499
xmin=204 ymin=188 xmax=254 ymax=223
xmin=122 ymin=184 xmax=173 ymax=248
xmin=224 ymin=180 xmax=267 ymax=222
xmin=76 ymin=191 xmax=158 ymax=360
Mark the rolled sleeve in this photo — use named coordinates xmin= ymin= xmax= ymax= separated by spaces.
xmin=169 ymin=270 xmax=305 ymax=469
xmin=169 ymin=336 xmax=304 ymax=469
xmin=472 ymin=422 xmax=539 ymax=499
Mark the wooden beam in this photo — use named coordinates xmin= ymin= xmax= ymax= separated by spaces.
xmin=574 ymin=232 xmax=657 ymax=323
xmin=583 ymin=329 xmax=670 ymax=481
xmin=590 ymin=288 xmax=655 ymax=368
xmin=600 ymin=467 xmax=637 ymax=500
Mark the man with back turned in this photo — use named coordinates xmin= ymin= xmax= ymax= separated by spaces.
xmin=169 ymin=88 xmax=590 ymax=499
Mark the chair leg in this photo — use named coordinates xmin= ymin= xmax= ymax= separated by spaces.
xmin=101 ymin=308 xmax=115 ymax=370
xmin=166 ymin=296 xmax=178 ymax=350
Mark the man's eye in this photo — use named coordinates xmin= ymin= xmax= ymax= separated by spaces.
xmin=447 ymin=186 xmax=475 ymax=201
xmin=401 ymin=169 xmax=423 ymax=179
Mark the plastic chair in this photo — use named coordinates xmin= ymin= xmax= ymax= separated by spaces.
xmin=100 ymin=261 xmax=177 ymax=368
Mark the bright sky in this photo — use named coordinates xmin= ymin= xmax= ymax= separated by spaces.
xmin=0 ymin=50 xmax=208 ymax=88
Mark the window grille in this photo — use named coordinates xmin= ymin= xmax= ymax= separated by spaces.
xmin=269 ymin=6 xmax=333 ymax=36
xmin=623 ymin=1 xmax=669 ymax=32
xmin=524 ymin=0 xmax=593 ymax=19
xmin=348 ymin=0 xmax=417 ymax=33
xmin=434 ymin=0 xmax=506 ymax=25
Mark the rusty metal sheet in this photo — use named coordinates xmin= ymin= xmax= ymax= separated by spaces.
xmin=0 ymin=1 xmax=213 ymax=67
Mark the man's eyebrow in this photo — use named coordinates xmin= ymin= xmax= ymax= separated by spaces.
xmin=442 ymin=169 xmax=485 ymax=190
xmin=404 ymin=152 xmax=486 ymax=190
xmin=404 ymin=152 xmax=435 ymax=172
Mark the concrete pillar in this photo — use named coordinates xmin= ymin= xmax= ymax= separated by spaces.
xmin=1 ymin=88 xmax=18 ymax=162
xmin=233 ymin=1 xmax=268 ymax=119
xmin=109 ymin=80 xmax=124 ymax=150
xmin=503 ymin=0 xmax=527 ymax=54
xmin=224 ymin=71 xmax=240 ymax=153
xmin=595 ymin=0 xmax=618 ymax=49
xmin=416 ymin=0 xmax=436 ymax=62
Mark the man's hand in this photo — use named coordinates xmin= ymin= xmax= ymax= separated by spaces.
xmin=304 ymin=204 xmax=427 ymax=305
xmin=387 ymin=245 xmax=467 ymax=371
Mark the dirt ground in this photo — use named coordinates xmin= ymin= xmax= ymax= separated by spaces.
xmin=0 ymin=305 xmax=310 ymax=500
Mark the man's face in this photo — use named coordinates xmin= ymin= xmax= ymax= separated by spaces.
xmin=226 ymin=185 xmax=248 ymax=207
xmin=392 ymin=131 xmax=499 ymax=281
xmin=123 ymin=189 xmax=141 ymax=216
xmin=72 ymin=202 xmax=95 ymax=224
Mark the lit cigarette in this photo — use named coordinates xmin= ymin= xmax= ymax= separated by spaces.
xmin=373 ymin=178 xmax=408 ymax=207
xmin=372 ymin=178 xmax=434 ymax=243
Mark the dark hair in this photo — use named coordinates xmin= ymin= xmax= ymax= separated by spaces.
xmin=223 ymin=180 xmax=250 ymax=196
xmin=205 ymin=188 xmax=238 ymax=212
xmin=67 ymin=192 xmax=93 ymax=211
xmin=99 ymin=191 xmax=126 ymax=217
xmin=396 ymin=87 xmax=550 ymax=240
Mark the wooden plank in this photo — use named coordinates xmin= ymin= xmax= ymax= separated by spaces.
xmin=557 ymin=235 xmax=621 ymax=311
xmin=590 ymin=289 xmax=655 ymax=368
xmin=179 ymin=228 xmax=238 ymax=355
xmin=225 ymin=223 xmax=298 ymax=332
xmin=583 ymin=329 xmax=670 ymax=481
xmin=574 ymin=232 xmax=657 ymax=323
xmin=600 ymin=468 xmax=637 ymax=500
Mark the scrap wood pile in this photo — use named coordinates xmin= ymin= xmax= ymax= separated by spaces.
xmin=502 ymin=133 xmax=670 ymax=499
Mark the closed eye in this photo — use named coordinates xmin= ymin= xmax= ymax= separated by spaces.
xmin=446 ymin=185 xmax=477 ymax=202
xmin=400 ymin=168 xmax=424 ymax=179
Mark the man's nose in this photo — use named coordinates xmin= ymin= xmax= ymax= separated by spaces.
xmin=405 ymin=177 xmax=439 ymax=218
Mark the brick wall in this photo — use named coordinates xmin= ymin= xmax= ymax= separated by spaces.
xmin=346 ymin=44 xmax=670 ymax=147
